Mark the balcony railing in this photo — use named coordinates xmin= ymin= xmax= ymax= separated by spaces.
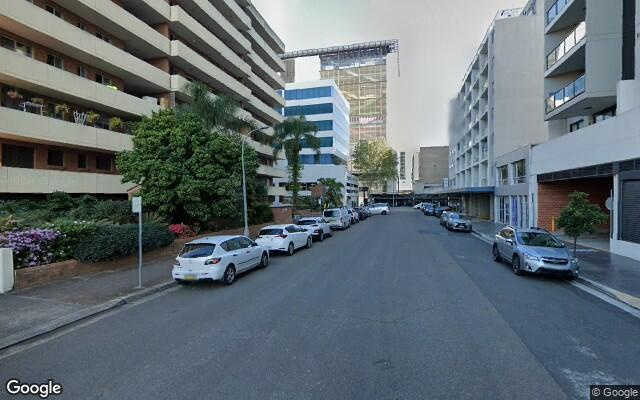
xmin=547 ymin=22 xmax=586 ymax=69
xmin=546 ymin=74 xmax=585 ymax=113
xmin=546 ymin=0 xmax=570 ymax=25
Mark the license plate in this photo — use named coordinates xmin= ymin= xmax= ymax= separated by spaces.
xmin=183 ymin=274 xmax=198 ymax=281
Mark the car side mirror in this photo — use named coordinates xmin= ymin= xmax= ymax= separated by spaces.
xmin=505 ymin=239 xmax=513 ymax=245
xmin=251 ymin=242 xmax=258 ymax=247
xmin=560 ymin=242 xmax=566 ymax=248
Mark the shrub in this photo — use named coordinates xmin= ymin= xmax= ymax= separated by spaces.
xmin=168 ymin=223 xmax=196 ymax=239
xmin=73 ymin=223 xmax=175 ymax=262
xmin=47 ymin=219 xmax=98 ymax=260
xmin=0 ymin=228 xmax=62 ymax=268
xmin=250 ymin=203 xmax=274 ymax=225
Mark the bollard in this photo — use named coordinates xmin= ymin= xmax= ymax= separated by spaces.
xmin=0 ymin=248 xmax=14 ymax=294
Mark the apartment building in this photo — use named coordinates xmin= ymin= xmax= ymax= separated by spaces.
xmin=531 ymin=0 xmax=640 ymax=260
xmin=413 ymin=146 xmax=449 ymax=194
xmin=448 ymin=1 xmax=546 ymax=224
xmin=0 ymin=0 xmax=285 ymax=200
xmin=275 ymin=80 xmax=358 ymax=207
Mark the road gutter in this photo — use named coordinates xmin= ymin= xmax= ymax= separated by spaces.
xmin=0 ymin=280 xmax=176 ymax=351
xmin=471 ymin=230 xmax=640 ymax=318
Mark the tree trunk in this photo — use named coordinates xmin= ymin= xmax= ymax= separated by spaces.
xmin=573 ymin=237 xmax=578 ymax=258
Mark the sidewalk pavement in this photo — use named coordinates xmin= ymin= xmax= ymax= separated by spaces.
xmin=472 ymin=220 xmax=640 ymax=309
xmin=0 ymin=256 xmax=176 ymax=350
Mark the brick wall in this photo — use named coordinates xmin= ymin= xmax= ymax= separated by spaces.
xmin=537 ymin=177 xmax=612 ymax=232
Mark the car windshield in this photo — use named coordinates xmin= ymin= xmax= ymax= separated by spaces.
xmin=179 ymin=243 xmax=215 ymax=258
xmin=324 ymin=210 xmax=339 ymax=217
xmin=448 ymin=213 xmax=459 ymax=219
xmin=374 ymin=203 xmax=387 ymax=207
xmin=517 ymin=232 xmax=564 ymax=248
xmin=260 ymin=228 xmax=283 ymax=236
xmin=297 ymin=220 xmax=317 ymax=226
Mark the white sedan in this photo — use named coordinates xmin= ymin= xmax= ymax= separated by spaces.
xmin=297 ymin=217 xmax=332 ymax=241
xmin=172 ymin=235 xmax=269 ymax=285
xmin=369 ymin=203 xmax=391 ymax=215
xmin=255 ymin=224 xmax=312 ymax=255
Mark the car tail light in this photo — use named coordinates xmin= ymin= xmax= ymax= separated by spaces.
xmin=276 ymin=234 xmax=288 ymax=239
xmin=314 ymin=229 xmax=322 ymax=234
xmin=205 ymin=258 xmax=221 ymax=265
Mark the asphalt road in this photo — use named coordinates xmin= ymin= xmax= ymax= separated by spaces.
xmin=1 ymin=209 xmax=639 ymax=400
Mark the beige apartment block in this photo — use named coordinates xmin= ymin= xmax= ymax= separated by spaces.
xmin=0 ymin=0 xmax=285 ymax=201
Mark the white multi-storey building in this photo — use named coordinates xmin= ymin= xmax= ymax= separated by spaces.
xmin=275 ymin=80 xmax=358 ymax=207
xmin=531 ymin=0 xmax=640 ymax=260
xmin=0 ymin=0 xmax=285 ymax=201
xmin=448 ymin=1 xmax=546 ymax=225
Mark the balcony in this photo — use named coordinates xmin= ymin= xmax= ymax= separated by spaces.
xmin=246 ymin=53 xmax=285 ymax=90
xmin=247 ymin=73 xmax=285 ymax=108
xmin=545 ymin=0 xmax=584 ymax=33
xmin=0 ymin=0 xmax=170 ymax=93
xmin=209 ymin=0 xmax=251 ymax=31
xmin=245 ymin=29 xmax=285 ymax=73
xmin=246 ymin=137 xmax=274 ymax=157
xmin=0 ymin=48 xmax=160 ymax=117
xmin=0 ymin=167 xmax=132 ymax=194
xmin=246 ymin=95 xmax=284 ymax=125
xmin=0 ymin=106 xmax=133 ymax=152
xmin=546 ymin=74 xmax=585 ymax=113
xmin=242 ymin=4 xmax=285 ymax=54
xmin=170 ymin=41 xmax=251 ymax=102
xmin=257 ymin=164 xmax=285 ymax=178
xmin=267 ymin=185 xmax=287 ymax=197
xmin=546 ymin=22 xmax=586 ymax=76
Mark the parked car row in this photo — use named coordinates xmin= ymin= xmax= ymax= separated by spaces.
xmin=171 ymin=204 xmax=391 ymax=286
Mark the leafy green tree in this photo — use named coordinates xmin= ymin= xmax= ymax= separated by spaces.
xmin=116 ymin=109 xmax=259 ymax=225
xmin=272 ymin=116 xmax=320 ymax=207
xmin=318 ymin=178 xmax=345 ymax=208
xmin=352 ymin=141 xmax=398 ymax=194
xmin=557 ymin=191 xmax=608 ymax=256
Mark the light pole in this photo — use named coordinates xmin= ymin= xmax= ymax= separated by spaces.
xmin=242 ymin=126 xmax=269 ymax=237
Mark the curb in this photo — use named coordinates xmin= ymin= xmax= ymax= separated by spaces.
xmin=0 ymin=280 xmax=176 ymax=352
xmin=470 ymin=228 xmax=640 ymax=313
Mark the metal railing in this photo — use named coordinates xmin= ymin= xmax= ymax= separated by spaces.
xmin=546 ymin=74 xmax=586 ymax=113
xmin=546 ymin=0 xmax=570 ymax=25
xmin=547 ymin=22 xmax=585 ymax=70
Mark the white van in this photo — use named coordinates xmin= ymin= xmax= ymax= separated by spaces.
xmin=323 ymin=208 xmax=351 ymax=230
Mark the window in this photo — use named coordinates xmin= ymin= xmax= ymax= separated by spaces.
xmin=284 ymin=86 xmax=332 ymax=101
xmin=284 ymin=103 xmax=333 ymax=117
xmin=179 ymin=243 xmax=215 ymax=258
xmin=96 ymin=154 xmax=113 ymax=171
xmin=95 ymin=73 xmax=112 ymax=86
xmin=1 ymin=36 xmax=14 ymax=50
xmin=77 ymin=154 xmax=87 ymax=169
xmin=47 ymin=149 xmax=64 ymax=167
xmin=224 ymin=238 xmax=241 ymax=251
xmin=569 ymin=120 xmax=584 ymax=132
xmin=497 ymin=165 xmax=508 ymax=186
xmin=593 ymin=108 xmax=616 ymax=124
xmin=237 ymin=237 xmax=253 ymax=248
xmin=95 ymin=31 xmax=111 ymax=44
xmin=77 ymin=66 xmax=87 ymax=78
xmin=77 ymin=22 xmax=86 ymax=31
xmin=45 ymin=4 xmax=62 ymax=18
xmin=513 ymin=160 xmax=526 ymax=184
xmin=47 ymin=54 xmax=63 ymax=69
xmin=2 ymin=144 xmax=34 ymax=169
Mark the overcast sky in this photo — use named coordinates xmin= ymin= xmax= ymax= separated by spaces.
xmin=252 ymin=0 xmax=525 ymax=155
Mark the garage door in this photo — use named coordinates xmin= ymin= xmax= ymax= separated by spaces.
xmin=621 ymin=179 xmax=640 ymax=244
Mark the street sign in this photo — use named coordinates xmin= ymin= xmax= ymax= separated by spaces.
xmin=132 ymin=196 xmax=142 ymax=214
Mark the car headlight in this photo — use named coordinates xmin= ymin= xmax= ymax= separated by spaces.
xmin=571 ymin=258 xmax=579 ymax=264
xmin=524 ymin=253 xmax=541 ymax=262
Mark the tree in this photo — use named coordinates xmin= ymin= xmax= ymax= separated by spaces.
xmin=317 ymin=178 xmax=345 ymax=208
xmin=116 ymin=109 xmax=259 ymax=225
xmin=272 ymin=116 xmax=320 ymax=208
xmin=557 ymin=191 xmax=608 ymax=257
xmin=352 ymin=141 xmax=398 ymax=195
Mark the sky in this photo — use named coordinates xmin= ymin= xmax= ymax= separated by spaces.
xmin=252 ymin=0 xmax=525 ymax=156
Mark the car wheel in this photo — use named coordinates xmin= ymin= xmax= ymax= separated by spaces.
xmin=287 ymin=242 xmax=295 ymax=256
xmin=223 ymin=265 xmax=236 ymax=285
xmin=492 ymin=245 xmax=502 ymax=262
xmin=318 ymin=232 xmax=324 ymax=241
xmin=382 ymin=211 xmax=387 ymax=215
xmin=512 ymin=256 xmax=523 ymax=276
xmin=260 ymin=252 xmax=269 ymax=268
xmin=306 ymin=237 xmax=312 ymax=249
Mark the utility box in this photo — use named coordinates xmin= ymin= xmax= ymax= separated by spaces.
xmin=0 ymin=248 xmax=14 ymax=294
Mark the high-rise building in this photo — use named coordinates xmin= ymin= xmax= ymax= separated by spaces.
xmin=281 ymin=40 xmax=399 ymax=170
xmin=275 ymin=80 xmax=358 ymax=207
xmin=414 ymin=146 xmax=449 ymax=194
xmin=399 ymin=152 xmax=406 ymax=180
xmin=0 ymin=0 xmax=286 ymax=201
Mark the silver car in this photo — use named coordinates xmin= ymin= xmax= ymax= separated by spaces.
xmin=492 ymin=227 xmax=579 ymax=279
xmin=446 ymin=213 xmax=472 ymax=232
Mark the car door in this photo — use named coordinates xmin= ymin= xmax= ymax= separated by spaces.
xmin=225 ymin=238 xmax=249 ymax=270
xmin=285 ymin=226 xmax=300 ymax=248
xmin=294 ymin=225 xmax=308 ymax=247
xmin=496 ymin=229 xmax=508 ymax=257
xmin=499 ymin=229 xmax=515 ymax=259
xmin=238 ymin=236 xmax=260 ymax=269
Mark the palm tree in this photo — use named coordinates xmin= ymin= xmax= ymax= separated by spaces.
xmin=272 ymin=116 xmax=320 ymax=208
xmin=180 ymin=81 xmax=253 ymax=133
xmin=318 ymin=178 xmax=345 ymax=208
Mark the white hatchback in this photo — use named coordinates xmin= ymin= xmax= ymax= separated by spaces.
xmin=255 ymin=224 xmax=312 ymax=256
xmin=172 ymin=235 xmax=269 ymax=285
xmin=297 ymin=217 xmax=332 ymax=241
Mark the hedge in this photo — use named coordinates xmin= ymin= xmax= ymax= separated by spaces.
xmin=73 ymin=223 xmax=175 ymax=262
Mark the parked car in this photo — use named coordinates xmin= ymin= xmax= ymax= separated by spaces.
xmin=255 ymin=224 xmax=312 ymax=256
xmin=440 ymin=211 xmax=453 ymax=226
xmin=445 ymin=213 xmax=473 ymax=232
xmin=348 ymin=208 xmax=360 ymax=224
xmin=434 ymin=206 xmax=452 ymax=217
xmin=413 ymin=203 xmax=423 ymax=210
xmin=492 ymin=226 xmax=579 ymax=279
xmin=323 ymin=208 xmax=351 ymax=230
xmin=297 ymin=217 xmax=331 ymax=241
xmin=354 ymin=207 xmax=368 ymax=220
xmin=172 ymin=235 xmax=269 ymax=286
xmin=369 ymin=203 xmax=390 ymax=215
xmin=422 ymin=203 xmax=435 ymax=215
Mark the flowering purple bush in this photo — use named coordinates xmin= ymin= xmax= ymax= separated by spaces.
xmin=0 ymin=228 xmax=63 ymax=268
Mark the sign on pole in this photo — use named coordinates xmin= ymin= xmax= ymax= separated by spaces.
xmin=132 ymin=197 xmax=143 ymax=289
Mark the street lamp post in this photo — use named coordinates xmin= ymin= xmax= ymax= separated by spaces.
xmin=242 ymin=126 xmax=269 ymax=237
